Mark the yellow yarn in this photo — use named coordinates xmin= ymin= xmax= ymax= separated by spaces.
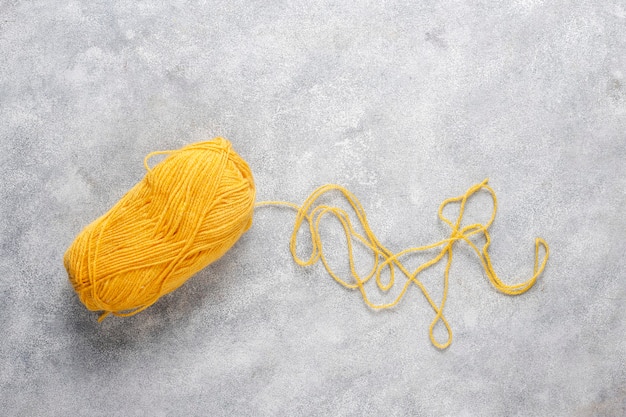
xmin=64 ymin=137 xmax=255 ymax=321
xmin=257 ymin=179 xmax=549 ymax=349
xmin=64 ymin=137 xmax=549 ymax=348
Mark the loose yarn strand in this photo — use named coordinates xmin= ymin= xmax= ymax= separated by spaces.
xmin=256 ymin=179 xmax=550 ymax=349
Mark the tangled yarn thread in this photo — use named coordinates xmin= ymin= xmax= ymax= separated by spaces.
xmin=64 ymin=137 xmax=549 ymax=348
xmin=258 ymin=180 xmax=549 ymax=348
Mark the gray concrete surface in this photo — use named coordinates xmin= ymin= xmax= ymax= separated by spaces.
xmin=1 ymin=1 xmax=625 ymax=416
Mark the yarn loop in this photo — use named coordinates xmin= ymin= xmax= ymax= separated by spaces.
xmin=257 ymin=179 xmax=549 ymax=349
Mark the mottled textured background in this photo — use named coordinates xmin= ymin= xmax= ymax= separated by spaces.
xmin=1 ymin=1 xmax=625 ymax=416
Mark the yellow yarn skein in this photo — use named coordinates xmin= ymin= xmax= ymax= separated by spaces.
xmin=64 ymin=137 xmax=255 ymax=321
xmin=65 ymin=137 xmax=550 ymax=349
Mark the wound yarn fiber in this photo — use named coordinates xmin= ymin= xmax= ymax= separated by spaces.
xmin=64 ymin=137 xmax=255 ymax=320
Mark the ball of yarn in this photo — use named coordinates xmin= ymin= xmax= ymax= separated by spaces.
xmin=64 ymin=137 xmax=255 ymax=319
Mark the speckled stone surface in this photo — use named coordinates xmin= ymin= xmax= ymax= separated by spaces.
xmin=1 ymin=1 xmax=625 ymax=416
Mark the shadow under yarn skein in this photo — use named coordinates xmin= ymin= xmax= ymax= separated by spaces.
xmin=64 ymin=137 xmax=255 ymax=320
